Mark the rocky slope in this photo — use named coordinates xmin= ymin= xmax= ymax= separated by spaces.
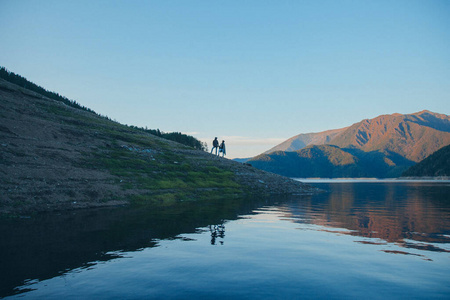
xmin=0 ymin=78 xmax=319 ymax=214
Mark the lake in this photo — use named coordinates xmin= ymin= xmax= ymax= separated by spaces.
xmin=1 ymin=180 xmax=449 ymax=299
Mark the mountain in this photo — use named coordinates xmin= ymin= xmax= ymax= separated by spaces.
xmin=328 ymin=111 xmax=450 ymax=162
xmin=266 ymin=111 xmax=450 ymax=163
xmin=250 ymin=145 xmax=414 ymax=178
xmin=250 ymin=111 xmax=450 ymax=178
xmin=0 ymin=71 xmax=319 ymax=214
xmin=265 ymin=127 xmax=347 ymax=153
xmin=402 ymin=144 xmax=450 ymax=177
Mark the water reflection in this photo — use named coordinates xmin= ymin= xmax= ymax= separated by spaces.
xmin=209 ymin=224 xmax=225 ymax=245
xmin=283 ymin=181 xmax=450 ymax=254
xmin=0 ymin=196 xmax=274 ymax=298
xmin=1 ymin=181 xmax=449 ymax=298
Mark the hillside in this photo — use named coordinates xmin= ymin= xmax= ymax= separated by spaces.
xmin=266 ymin=111 xmax=450 ymax=163
xmin=0 ymin=77 xmax=319 ymax=214
xmin=402 ymin=144 xmax=450 ymax=177
xmin=250 ymin=145 xmax=413 ymax=178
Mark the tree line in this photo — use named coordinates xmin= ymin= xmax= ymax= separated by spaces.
xmin=0 ymin=66 xmax=96 ymax=113
xmin=129 ymin=126 xmax=207 ymax=151
xmin=0 ymin=66 xmax=207 ymax=151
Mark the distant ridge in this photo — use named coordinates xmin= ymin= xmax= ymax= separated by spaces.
xmin=402 ymin=144 xmax=450 ymax=177
xmin=250 ymin=111 xmax=450 ymax=178
xmin=265 ymin=127 xmax=347 ymax=154
xmin=250 ymin=144 xmax=415 ymax=178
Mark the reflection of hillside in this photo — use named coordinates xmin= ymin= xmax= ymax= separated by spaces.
xmin=282 ymin=182 xmax=450 ymax=250
xmin=0 ymin=196 xmax=276 ymax=298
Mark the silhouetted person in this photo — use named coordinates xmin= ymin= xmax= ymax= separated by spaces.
xmin=219 ymin=140 xmax=226 ymax=157
xmin=211 ymin=137 xmax=219 ymax=155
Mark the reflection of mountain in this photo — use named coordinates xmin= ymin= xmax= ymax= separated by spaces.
xmin=280 ymin=182 xmax=450 ymax=252
xmin=0 ymin=196 xmax=272 ymax=298
xmin=251 ymin=111 xmax=450 ymax=178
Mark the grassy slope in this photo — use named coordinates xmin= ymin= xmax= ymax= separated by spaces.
xmin=0 ymin=79 xmax=318 ymax=214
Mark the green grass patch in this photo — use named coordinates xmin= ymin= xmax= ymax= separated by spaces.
xmin=154 ymin=179 xmax=188 ymax=189
xmin=83 ymin=142 xmax=243 ymax=199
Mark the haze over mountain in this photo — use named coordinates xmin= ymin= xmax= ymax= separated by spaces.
xmin=251 ymin=111 xmax=450 ymax=178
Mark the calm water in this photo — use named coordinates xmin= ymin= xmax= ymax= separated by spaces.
xmin=1 ymin=181 xmax=449 ymax=299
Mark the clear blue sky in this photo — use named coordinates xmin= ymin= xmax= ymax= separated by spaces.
xmin=1 ymin=0 xmax=449 ymax=158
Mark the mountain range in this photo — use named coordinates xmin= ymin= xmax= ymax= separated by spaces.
xmin=250 ymin=111 xmax=450 ymax=178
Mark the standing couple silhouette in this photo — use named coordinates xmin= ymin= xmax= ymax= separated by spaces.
xmin=211 ymin=137 xmax=226 ymax=157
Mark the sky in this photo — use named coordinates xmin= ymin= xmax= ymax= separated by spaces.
xmin=1 ymin=0 xmax=449 ymax=158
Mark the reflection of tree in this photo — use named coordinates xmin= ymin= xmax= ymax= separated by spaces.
xmin=209 ymin=223 xmax=225 ymax=245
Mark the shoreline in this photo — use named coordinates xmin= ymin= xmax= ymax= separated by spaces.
xmin=295 ymin=177 xmax=450 ymax=183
